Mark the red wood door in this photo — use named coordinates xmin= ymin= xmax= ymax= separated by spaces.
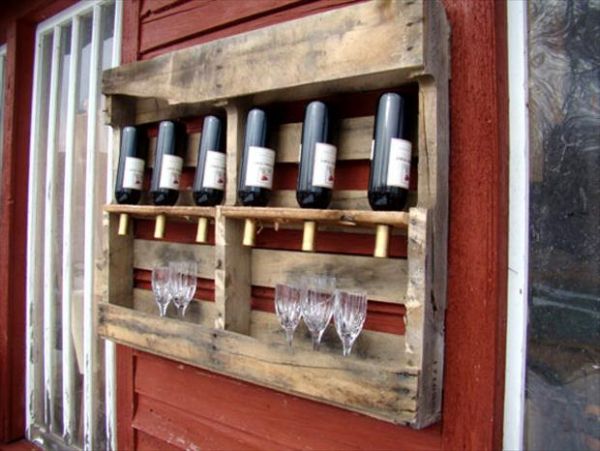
xmin=115 ymin=1 xmax=509 ymax=450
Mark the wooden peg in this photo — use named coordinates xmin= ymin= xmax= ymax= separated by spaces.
xmin=302 ymin=220 xmax=316 ymax=252
xmin=118 ymin=213 xmax=129 ymax=236
xmin=154 ymin=213 xmax=166 ymax=239
xmin=196 ymin=217 xmax=208 ymax=243
xmin=374 ymin=224 xmax=389 ymax=258
xmin=243 ymin=218 xmax=256 ymax=246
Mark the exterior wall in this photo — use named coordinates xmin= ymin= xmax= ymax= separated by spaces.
xmin=116 ymin=1 xmax=508 ymax=450
xmin=0 ymin=0 xmax=508 ymax=448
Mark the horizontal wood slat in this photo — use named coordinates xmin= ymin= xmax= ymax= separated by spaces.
xmin=99 ymin=303 xmax=418 ymax=424
xmin=139 ymin=0 xmax=305 ymax=55
xmin=132 ymin=239 xmax=407 ymax=303
xmin=103 ymin=0 xmax=426 ymax=120
xmin=131 ymin=351 xmax=442 ymax=450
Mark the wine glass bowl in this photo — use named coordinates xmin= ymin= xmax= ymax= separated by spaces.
xmin=301 ymin=275 xmax=336 ymax=350
xmin=274 ymin=283 xmax=303 ymax=347
xmin=151 ymin=266 xmax=172 ymax=317
xmin=333 ymin=290 xmax=368 ymax=357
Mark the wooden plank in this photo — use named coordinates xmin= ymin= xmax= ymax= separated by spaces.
xmin=132 ymin=352 xmax=442 ymax=451
xmin=133 ymin=287 xmax=405 ymax=357
xmin=251 ymin=248 xmax=407 ymax=304
xmin=270 ymin=189 xmax=417 ymax=210
xmin=133 ymin=239 xmax=406 ymax=304
xmin=214 ymin=208 xmax=251 ymax=333
xmin=132 ymin=239 xmax=214 ymax=279
xmin=276 ymin=116 xmax=374 ymax=163
xmin=104 ymin=204 xmax=215 ymax=219
xmin=139 ymin=0 xmax=305 ymax=54
xmin=133 ymin=288 xmax=216 ymax=329
xmin=220 ymin=206 xmax=409 ymax=229
xmin=212 ymin=103 xmax=252 ymax=333
xmin=103 ymin=1 xmax=426 ymax=110
xmin=98 ymin=303 xmax=419 ymax=424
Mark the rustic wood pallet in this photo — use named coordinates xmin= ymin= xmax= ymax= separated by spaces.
xmin=99 ymin=0 xmax=449 ymax=428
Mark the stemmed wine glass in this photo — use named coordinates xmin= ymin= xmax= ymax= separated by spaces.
xmin=334 ymin=290 xmax=368 ymax=356
xmin=274 ymin=283 xmax=303 ymax=347
xmin=180 ymin=261 xmax=197 ymax=317
xmin=169 ymin=261 xmax=197 ymax=317
xmin=151 ymin=266 xmax=171 ymax=317
xmin=301 ymin=275 xmax=336 ymax=350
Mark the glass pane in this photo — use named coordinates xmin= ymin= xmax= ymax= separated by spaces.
xmin=527 ymin=1 xmax=600 ymax=450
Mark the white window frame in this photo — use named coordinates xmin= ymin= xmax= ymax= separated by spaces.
xmin=26 ymin=1 xmax=122 ymax=449
xmin=503 ymin=1 xmax=530 ymax=450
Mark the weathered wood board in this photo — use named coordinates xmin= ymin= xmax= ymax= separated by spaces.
xmin=101 ymin=0 xmax=450 ymax=429
xmin=98 ymin=303 xmax=419 ymax=424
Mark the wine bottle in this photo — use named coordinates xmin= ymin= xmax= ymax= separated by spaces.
xmin=368 ymin=92 xmax=412 ymax=258
xmin=150 ymin=120 xmax=187 ymax=239
xmin=296 ymin=101 xmax=337 ymax=251
xmin=192 ymin=115 xmax=225 ymax=242
xmin=114 ymin=125 xmax=147 ymax=235
xmin=237 ymin=108 xmax=274 ymax=246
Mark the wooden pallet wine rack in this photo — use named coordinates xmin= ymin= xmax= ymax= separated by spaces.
xmin=99 ymin=0 xmax=449 ymax=428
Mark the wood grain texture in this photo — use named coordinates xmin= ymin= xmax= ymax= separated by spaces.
xmin=220 ymin=206 xmax=409 ymax=228
xmin=441 ymin=0 xmax=509 ymax=449
xmin=139 ymin=0 xmax=305 ymax=55
xmin=99 ymin=303 xmax=418 ymax=424
xmin=103 ymin=0 xmax=428 ymax=123
xmin=131 ymin=351 xmax=442 ymax=450
xmin=131 ymin=238 xmax=407 ymax=304
xmin=104 ymin=0 xmax=450 ymax=436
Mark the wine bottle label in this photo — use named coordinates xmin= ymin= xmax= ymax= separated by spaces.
xmin=387 ymin=138 xmax=412 ymax=189
xmin=245 ymin=145 xmax=275 ymax=189
xmin=202 ymin=150 xmax=226 ymax=190
xmin=159 ymin=154 xmax=183 ymax=190
xmin=312 ymin=142 xmax=337 ymax=189
xmin=122 ymin=156 xmax=145 ymax=190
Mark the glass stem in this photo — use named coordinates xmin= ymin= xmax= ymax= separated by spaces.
xmin=312 ymin=330 xmax=324 ymax=351
xmin=158 ymin=303 xmax=167 ymax=317
xmin=342 ymin=336 xmax=354 ymax=357
xmin=285 ymin=329 xmax=294 ymax=347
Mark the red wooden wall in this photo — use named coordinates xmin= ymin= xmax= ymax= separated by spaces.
xmin=0 ymin=0 xmax=508 ymax=449
xmin=117 ymin=1 xmax=509 ymax=450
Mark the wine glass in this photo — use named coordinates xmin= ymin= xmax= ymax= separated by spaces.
xmin=301 ymin=275 xmax=336 ymax=350
xmin=274 ymin=283 xmax=303 ymax=347
xmin=169 ymin=261 xmax=197 ymax=318
xmin=180 ymin=261 xmax=197 ymax=317
xmin=151 ymin=266 xmax=171 ymax=317
xmin=334 ymin=290 xmax=368 ymax=356
xmin=168 ymin=262 xmax=185 ymax=317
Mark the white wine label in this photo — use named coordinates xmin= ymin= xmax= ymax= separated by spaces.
xmin=122 ymin=156 xmax=145 ymax=190
xmin=159 ymin=154 xmax=183 ymax=190
xmin=312 ymin=142 xmax=337 ymax=189
xmin=245 ymin=145 xmax=275 ymax=189
xmin=202 ymin=150 xmax=226 ymax=190
xmin=387 ymin=137 xmax=412 ymax=189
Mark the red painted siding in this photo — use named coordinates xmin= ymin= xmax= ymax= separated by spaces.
xmin=115 ymin=0 xmax=509 ymax=449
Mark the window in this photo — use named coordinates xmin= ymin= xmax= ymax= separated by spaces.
xmin=26 ymin=2 xmax=122 ymax=449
